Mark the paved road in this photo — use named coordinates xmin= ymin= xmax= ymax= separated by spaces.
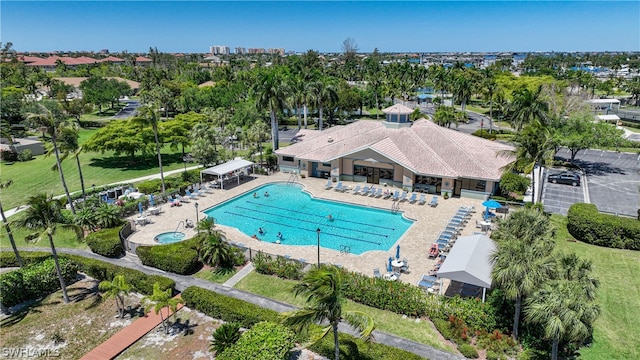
xmin=113 ymin=100 xmax=140 ymax=119
xmin=11 ymin=247 xmax=463 ymax=360
xmin=541 ymin=169 xmax=586 ymax=216
xmin=555 ymin=149 xmax=640 ymax=217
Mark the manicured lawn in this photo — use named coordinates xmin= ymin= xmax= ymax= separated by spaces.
xmin=234 ymin=272 xmax=455 ymax=353
xmin=551 ymin=215 xmax=640 ymax=360
xmin=193 ymin=267 xmax=237 ymax=284
xmin=622 ymin=126 xmax=640 ymax=133
xmin=0 ymin=212 xmax=88 ymax=250
xmin=0 ymin=129 xmax=190 ymax=210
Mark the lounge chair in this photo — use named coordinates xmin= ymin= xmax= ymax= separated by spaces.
xmin=429 ymin=196 xmax=438 ymax=207
xmin=352 ymin=185 xmax=361 ymax=195
xmin=175 ymin=194 xmax=189 ymax=203
xmin=475 ymin=220 xmax=483 ymax=229
xmin=334 ymin=182 xmax=344 ymax=191
xmin=401 ymin=258 xmax=410 ymax=273
xmin=460 ymin=205 xmax=476 ymax=213
xmin=185 ymin=190 xmax=198 ymax=200
xmin=383 ymin=190 xmax=392 ymax=199
xmin=360 ymin=186 xmax=370 ymax=195
xmin=373 ymin=268 xmax=382 ymax=278
xmin=392 ymin=190 xmax=400 ymax=201
xmin=368 ymin=187 xmax=377 ymax=196
xmin=193 ymin=187 xmax=204 ymax=197
xmin=324 ymin=179 xmax=333 ymax=189
xmin=373 ymin=188 xmax=383 ymax=197
xmin=408 ymin=193 xmax=417 ymax=203
xmin=417 ymin=194 xmax=427 ymax=205
xmin=398 ymin=192 xmax=407 ymax=202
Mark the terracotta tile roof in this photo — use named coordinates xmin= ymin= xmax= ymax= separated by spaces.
xmin=382 ymin=103 xmax=414 ymax=114
xmin=53 ymin=76 xmax=140 ymax=89
xmin=97 ymin=56 xmax=124 ymax=63
xmin=276 ymin=119 xmax=514 ymax=181
xmin=135 ymin=56 xmax=152 ymax=62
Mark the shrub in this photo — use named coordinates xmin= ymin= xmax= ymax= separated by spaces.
xmin=211 ymin=322 xmax=242 ymax=354
xmin=342 ymin=270 xmax=428 ymax=317
xmin=309 ymin=331 xmax=424 ymax=360
xmin=229 ymin=247 xmax=247 ymax=267
xmin=425 ymin=295 xmax=497 ymax=332
xmin=181 ymin=286 xmax=279 ymax=328
xmin=0 ymin=251 xmax=52 ymax=267
xmin=136 ymin=179 xmax=163 ymax=194
xmin=458 ymin=343 xmax=479 ymax=358
xmin=0 ymin=257 xmax=78 ymax=308
xmin=499 ymin=172 xmax=530 ymax=195
xmin=432 ymin=318 xmax=454 ymax=340
xmin=252 ymin=252 xmax=303 ymax=280
xmin=0 ymin=149 xmax=17 ymax=162
xmin=216 ymin=322 xmax=295 ymax=360
xmin=136 ymin=237 xmax=202 ymax=275
xmin=86 ymin=228 xmax=124 ymax=258
xmin=567 ymin=203 xmax=640 ymax=250
xmin=63 ymin=254 xmax=175 ymax=295
xmin=17 ymin=149 xmax=33 ymax=162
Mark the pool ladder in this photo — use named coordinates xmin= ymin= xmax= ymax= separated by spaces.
xmin=287 ymin=173 xmax=298 ymax=185
xmin=391 ymin=200 xmax=400 ymax=213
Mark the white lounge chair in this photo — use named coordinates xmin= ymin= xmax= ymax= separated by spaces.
xmin=334 ymin=182 xmax=344 ymax=191
xmin=324 ymin=179 xmax=333 ymax=189
xmin=373 ymin=188 xmax=383 ymax=197
xmin=352 ymin=185 xmax=361 ymax=195
xmin=417 ymin=194 xmax=426 ymax=205
xmin=360 ymin=186 xmax=370 ymax=195
xmin=408 ymin=193 xmax=417 ymax=203
xmin=399 ymin=192 xmax=408 ymax=202
xmin=429 ymin=196 xmax=438 ymax=207
xmin=392 ymin=190 xmax=400 ymax=201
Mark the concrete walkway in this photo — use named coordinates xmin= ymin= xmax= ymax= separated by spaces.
xmin=222 ymin=262 xmax=255 ymax=287
xmin=11 ymin=247 xmax=463 ymax=360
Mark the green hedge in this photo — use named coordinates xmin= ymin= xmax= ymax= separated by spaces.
xmin=567 ymin=203 xmax=640 ymax=250
xmin=181 ymin=286 xmax=279 ymax=328
xmin=309 ymin=331 xmax=425 ymax=360
xmin=0 ymin=257 xmax=78 ymax=308
xmin=136 ymin=237 xmax=202 ymax=275
xmin=86 ymin=228 xmax=124 ymax=258
xmin=342 ymin=271 xmax=428 ymax=317
xmin=216 ymin=322 xmax=295 ymax=360
xmin=0 ymin=251 xmax=175 ymax=296
xmin=252 ymin=252 xmax=303 ymax=280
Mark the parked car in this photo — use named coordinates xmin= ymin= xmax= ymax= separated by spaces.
xmin=548 ymin=172 xmax=581 ymax=186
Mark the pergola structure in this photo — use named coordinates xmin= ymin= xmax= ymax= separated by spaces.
xmin=437 ymin=234 xmax=496 ymax=302
xmin=200 ymin=158 xmax=254 ymax=189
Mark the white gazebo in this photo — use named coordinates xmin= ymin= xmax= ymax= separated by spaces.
xmin=437 ymin=234 xmax=496 ymax=302
xmin=200 ymin=158 xmax=254 ymax=189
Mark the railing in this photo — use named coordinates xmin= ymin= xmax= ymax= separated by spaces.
xmin=391 ymin=200 xmax=400 ymax=213
xmin=287 ymin=173 xmax=298 ymax=185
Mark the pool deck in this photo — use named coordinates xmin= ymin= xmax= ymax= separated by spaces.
xmin=127 ymin=173 xmax=488 ymax=289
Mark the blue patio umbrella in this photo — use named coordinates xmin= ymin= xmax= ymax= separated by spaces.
xmin=396 ymin=245 xmax=401 ymax=260
xmin=387 ymin=257 xmax=393 ymax=272
xmin=481 ymin=199 xmax=502 ymax=209
xmin=149 ymin=194 xmax=155 ymax=207
xmin=138 ymin=202 xmax=143 ymax=216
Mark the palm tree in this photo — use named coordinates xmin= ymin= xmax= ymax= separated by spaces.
xmin=199 ymin=233 xmax=232 ymax=268
xmin=481 ymin=69 xmax=498 ymax=133
xmin=26 ymin=100 xmax=77 ymax=214
xmin=253 ymin=68 xmax=289 ymax=151
xmin=142 ymin=282 xmax=184 ymax=334
xmin=246 ymin=121 xmax=270 ymax=166
xmin=52 ymin=126 xmax=87 ymax=201
xmin=309 ymin=77 xmax=338 ymax=131
xmin=210 ymin=322 xmax=241 ymax=354
xmin=16 ymin=193 xmax=83 ymax=304
xmin=525 ymin=280 xmax=600 ymax=360
xmin=498 ymin=120 xmax=555 ymax=204
xmin=283 ymin=265 xmax=375 ymax=360
xmin=99 ymin=275 xmax=133 ymax=318
xmin=508 ymin=85 xmax=549 ymax=131
xmin=0 ymin=179 xmax=23 ymax=267
xmin=132 ymin=104 xmax=166 ymax=193
xmin=490 ymin=208 xmax=556 ymax=340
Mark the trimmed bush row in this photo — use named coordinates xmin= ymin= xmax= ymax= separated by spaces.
xmin=86 ymin=228 xmax=124 ymax=258
xmin=567 ymin=203 xmax=640 ymax=250
xmin=216 ymin=322 xmax=295 ymax=360
xmin=136 ymin=238 xmax=202 ymax=275
xmin=0 ymin=257 xmax=78 ymax=308
xmin=309 ymin=331 xmax=425 ymax=360
xmin=252 ymin=252 xmax=304 ymax=280
xmin=181 ymin=286 xmax=279 ymax=328
xmin=0 ymin=251 xmax=175 ymax=295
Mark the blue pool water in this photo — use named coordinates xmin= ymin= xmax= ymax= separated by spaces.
xmin=155 ymin=231 xmax=186 ymax=244
xmin=203 ymin=183 xmax=414 ymax=254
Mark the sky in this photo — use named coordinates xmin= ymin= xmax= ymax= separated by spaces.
xmin=2 ymin=1 xmax=639 ymax=53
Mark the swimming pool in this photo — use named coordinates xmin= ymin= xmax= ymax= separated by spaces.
xmin=154 ymin=231 xmax=186 ymax=244
xmin=203 ymin=183 xmax=414 ymax=254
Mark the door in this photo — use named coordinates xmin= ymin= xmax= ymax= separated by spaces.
xmin=366 ymin=167 xmax=380 ymax=184
xmin=453 ymin=179 xmax=462 ymax=197
xmin=311 ymin=162 xmax=318 ymax=178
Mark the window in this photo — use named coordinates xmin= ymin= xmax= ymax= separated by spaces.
xmin=322 ymin=163 xmax=331 ymax=167
xmin=282 ymin=156 xmax=294 ymax=162
xmin=459 ymin=178 xmax=486 ymax=192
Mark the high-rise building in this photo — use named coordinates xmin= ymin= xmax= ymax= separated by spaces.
xmin=210 ymin=45 xmax=230 ymax=55
xmin=234 ymin=47 xmax=247 ymax=55
xmin=248 ymin=48 xmax=266 ymax=54
xmin=267 ymin=48 xmax=285 ymax=56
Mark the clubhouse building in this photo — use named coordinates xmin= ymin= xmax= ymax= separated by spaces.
xmin=275 ymin=104 xmax=514 ymax=199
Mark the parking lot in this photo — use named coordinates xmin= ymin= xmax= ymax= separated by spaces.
xmin=553 ymin=149 xmax=640 ymax=217
xmin=541 ymin=169 xmax=586 ymax=216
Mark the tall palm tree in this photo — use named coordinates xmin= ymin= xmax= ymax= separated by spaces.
xmin=26 ymin=100 xmax=77 ymax=214
xmin=490 ymin=208 xmax=556 ymax=340
xmin=142 ymin=282 xmax=184 ymax=334
xmin=199 ymin=233 xmax=231 ymax=268
xmin=508 ymin=85 xmax=549 ymax=131
xmin=283 ymin=265 xmax=375 ymax=360
xmin=253 ymin=68 xmax=289 ymax=151
xmin=132 ymin=104 xmax=166 ymax=193
xmin=309 ymin=77 xmax=338 ymax=131
xmin=0 ymin=179 xmax=23 ymax=267
xmin=16 ymin=193 xmax=83 ymax=304
xmin=498 ymin=120 xmax=555 ymax=204
xmin=525 ymin=280 xmax=600 ymax=360
xmin=246 ymin=120 xmax=270 ymax=166
xmin=481 ymin=69 xmax=498 ymax=133
xmin=52 ymin=126 xmax=87 ymax=201
xmin=99 ymin=275 xmax=133 ymax=318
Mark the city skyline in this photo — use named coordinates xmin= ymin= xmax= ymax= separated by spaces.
xmin=2 ymin=1 xmax=639 ymax=54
